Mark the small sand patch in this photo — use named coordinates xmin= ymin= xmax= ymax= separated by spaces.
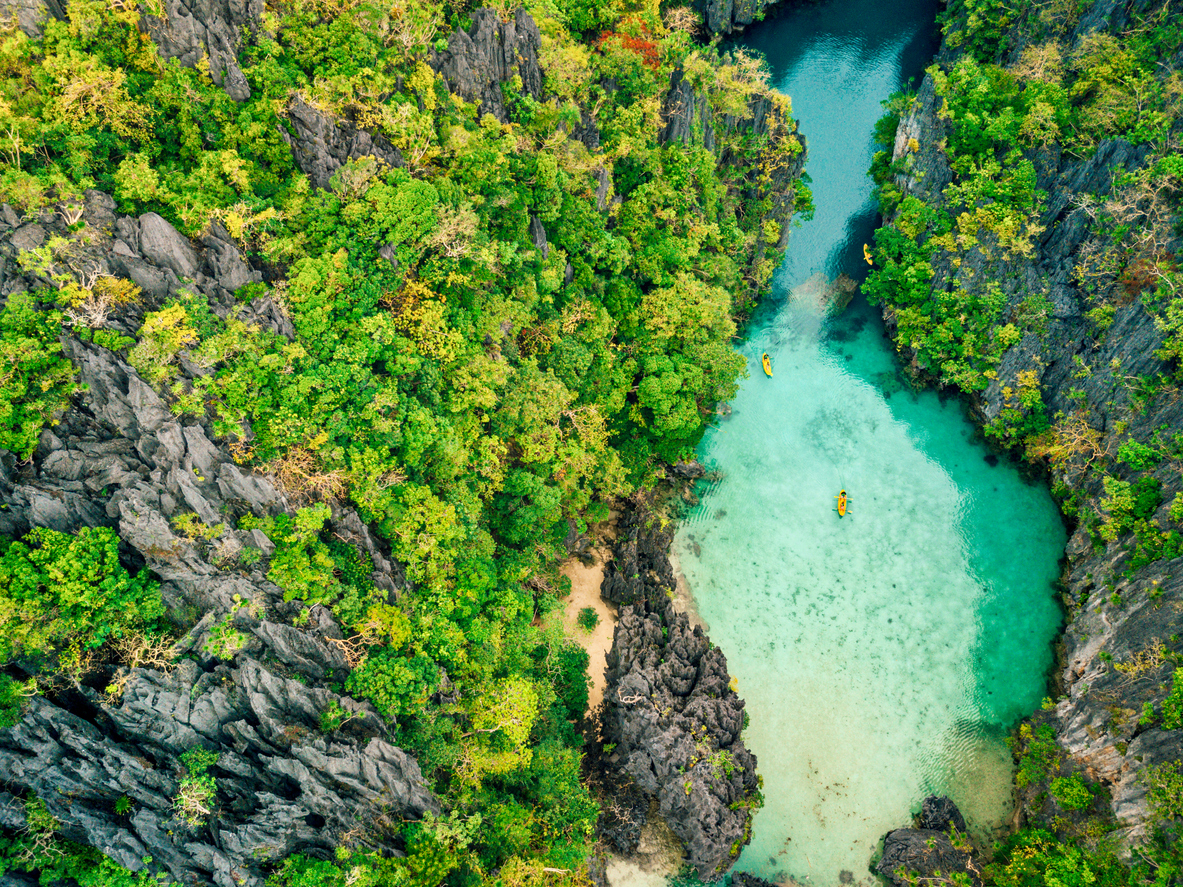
xmin=560 ymin=546 xmax=617 ymax=717
xmin=603 ymin=810 xmax=685 ymax=887
xmin=668 ymin=548 xmax=707 ymax=633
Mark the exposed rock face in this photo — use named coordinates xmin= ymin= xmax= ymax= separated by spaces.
xmin=658 ymin=62 xmax=807 ymax=298
xmin=430 ymin=8 xmax=544 ymax=123
xmin=877 ymin=797 xmax=981 ymax=887
xmin=878 ymin=0 xmax=1183 ymax=847
xmin=598 ymin=508 xmax=760 ymax=881
xmin=918 ymin=794 xmax=967 ymax=834
xmin=691 ymin=0 xmax=777 ymax=36
xmin=1 ymin=663 xmax=436 ymax=887
xmin=274 ymin=7 xmax=545 ymax=189
xmin=11 ymin=0 xmax=258 ymax=99
xmin=0 ymin=198 xmax=435 ymax=887
xmin=140 ymin=0 xmax=262 ymax=101
xmin=730 ymin=874 xmax=779 ymax=887
xmin=660 ymin=68 xmax=718 ymax=150
xmin=878 ymin=829 xmax=981 ymax=887
xmin=278 ymin=97 xmax=405 ymax=192
xmin=5 ymin=0 xmax=65 ymax=39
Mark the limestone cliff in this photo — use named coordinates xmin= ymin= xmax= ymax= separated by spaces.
xmin=659 ymin=62 xmax=809 ymax=301
xmin=0 ymin=199 xmax=436 ymax=887
xmin=690 ymin=0 xmax=780 ymax=36
xmin=873 ymin=0 xmax=1183 ymax=849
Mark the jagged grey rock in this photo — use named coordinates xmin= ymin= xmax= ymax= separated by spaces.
xmin=599 ymin=508 xmax=759 ymax=880
xmin=691 ymin=0 xmax=776 ymax=35
xmin=278 ymin=97 xmax=404 ymax=191
xmin=0 ymin=192 xmax=437 ymax=887
xmin=660 ymin=68 xmax=716 ymax=151
xmin=430 ymin=8 xmax=544 ymax=123
xmin=4 ymin=0 xmax=65 ymax=38
xmin=918 ymin=795 xmax=967 ymax=834
xmin=529 ymin=215 xmax=549 ymax=259
xmin=140 ymin=0 xmax=262 ymax=101
xmin=877 ymin=827 xmax=981 ymax=887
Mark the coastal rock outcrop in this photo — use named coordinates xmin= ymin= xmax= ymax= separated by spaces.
xmin=690 ymin=0 xmax=777 ymax=36
xmin=877 ymin=797 xmax=981 ymax=887
xmin=598 ymin=508 xmax=760 ymax=880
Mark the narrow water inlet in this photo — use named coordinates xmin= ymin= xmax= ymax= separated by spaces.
xmin=671 ymin=1 xmax=1067 ymax=884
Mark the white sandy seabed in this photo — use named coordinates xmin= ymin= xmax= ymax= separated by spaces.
xmin=671 ymin=286 xmax=1065 ymax=886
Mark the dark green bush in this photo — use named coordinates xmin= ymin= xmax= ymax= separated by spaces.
xmin=1050 ymin=772 xmax=1093 ymax=811
xmin=576 ymin=606 xmax=599 ymax=632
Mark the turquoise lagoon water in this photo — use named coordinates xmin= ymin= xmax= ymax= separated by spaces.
xmin=670 ymin=2 xmax=1067 ymax=884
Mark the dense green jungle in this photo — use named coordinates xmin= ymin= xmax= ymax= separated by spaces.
xmin=0 ymin=0 xmax=1182 ymax=883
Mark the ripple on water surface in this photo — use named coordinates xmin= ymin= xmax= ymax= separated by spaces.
xmin=671 ymin=1 xmax=1066 ymax=884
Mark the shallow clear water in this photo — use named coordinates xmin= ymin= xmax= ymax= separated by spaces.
xmin=670 ymin=2 xmax=1067 ymax=884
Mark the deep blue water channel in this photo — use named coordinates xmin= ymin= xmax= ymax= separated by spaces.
xmin=670 ymin=2 xmax=1067 ymax=883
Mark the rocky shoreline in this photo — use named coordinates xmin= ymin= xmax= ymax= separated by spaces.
xmin=870 ymin=0 xmax=1183 ymax=868
xmin=591 ymin=501 xmax=761 ymax=882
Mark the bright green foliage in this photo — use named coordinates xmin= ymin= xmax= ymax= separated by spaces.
xmin=1118 ymin=439 xmax=1164 ymax=471
xmin=1161 ymin=671 xmax=1183 ymax=729
xmin=865 ymin=58 xmax=1048 ymax=395
xmin=0 ymin=674 xmax=34 ymax=728
xmin=0 ymin=526 xmax=163 ymax=663
xmin=0 ymin=290 xmax=77 ymax=457
xmin=1014 ymin=722 xmax=1060 ymax=788
xmin=986 ymin=829 xmax=1130 ymax=887
xmin=552 ymin=0 xmax=626 ymax=32
xmin=1144 ymin=761 xmax=1183 ymax=821
xmin=344 ymin=650 xmax=439 ymax=722
xmin=268 ymin=813 xmax=485 ymax=887
xmin=1050 ymin=772 xmax=1093 ymax=811
xmin=985 ymin=369 xmax=1050 ymax=447
xmin=939 ymin=0 xmax=1021 ymax=61
xmin=0 ymin=794 xmax=168 ymax=887
xmin=0 ymin=835 xmax=162 ymax=887
xmin=239 ymin=505 xmax=377 ymax=628
xmin=576 ymin=606 xmax=598 ymax=632
xmin=174 ymin=747 xmax=218 ymax=827
xmin=128 ymin=303 xmax=199 ymax=384
xmin=1099 ymin=475 xmax=1163 ymax=544
xmin=551 ymin=643 xmax=591 ymax=721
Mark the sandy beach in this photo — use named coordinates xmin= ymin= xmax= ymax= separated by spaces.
xmin=560 ymin=545 xmax=617 ymax=719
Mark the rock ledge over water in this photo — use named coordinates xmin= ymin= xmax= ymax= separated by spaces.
xmin=597 ymin=507 xmax=760 ymax=881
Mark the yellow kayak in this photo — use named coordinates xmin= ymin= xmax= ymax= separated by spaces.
xmin=762 ymin=353 xmax=772 ymax=377
xmin=836 ymin=489 xmax=847 ymax=517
